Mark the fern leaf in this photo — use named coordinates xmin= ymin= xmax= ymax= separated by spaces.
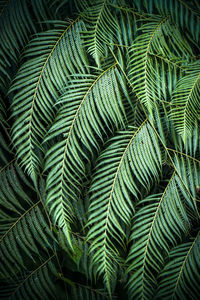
xmin=131 ymin=0 xmax=200 ymax=43
xmin=87 ymin=121 xmax=162 ymax=293
xmin=173 ymin=154 xmax=200 ymax=216
xmin=1 ymin=255 xmax=58 ymax=299
xmin=0 ymin=163 xmax=54 ymax=278
xmin=9 ymin=19 xmax=88 ymax=184
xmin=81 ymin=0 xmax=120 ymax=67
xmin=171 ymin=62 xmax=200 ymax=142
xmin=156 ymin=230 xmax=200 ymax=300
xmin=128 ymin=15 xmax=193 ymax=113
xmin=0 ymin=0 xmax=35 ymax=62
xmin=44 ymin=64 xmax=126 ymax=247
xmin=126 ymin=170 xmax=192 ymax=300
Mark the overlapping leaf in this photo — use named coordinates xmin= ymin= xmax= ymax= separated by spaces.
xmin=9 ymin=19 xmax=88 ymax=184
xmin=128 ymin=15 xmax=193 ymax=113
xmin=171 ymin=62 xmax=200 ymax=142
xmin=126 ymin=161 xmax=196 ymax=299
xmin=156 ymin=231 xmax=200 ymax=300
xmin=0 ymin=163 xmax=54 ymax=278
xmin=132 ymin=0 xmax=200 ymax=43
xmin=87 ymin=121 xmax=162 ymax=292
xmin=1 ymin=255 xmax=58 ymax=300
xmin=45 ymin=65 xmax=126 ymax=245
xmin=80 ymin=0 xmax=120 ymax=67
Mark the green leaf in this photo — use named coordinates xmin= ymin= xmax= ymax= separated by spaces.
xmin=171 ymin=62 xmax=200 ymax=142
xmin=156 ymin=230 xmax=200 ymax=300
xmin=87 ymin=121 xmax=162 ymax=293
xmin=9 ymin=19 xmax=88 ymax=183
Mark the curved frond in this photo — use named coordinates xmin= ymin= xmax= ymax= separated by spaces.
xmin=156 ymin=230 xmax=200 ymax=300
xmin=131 ymin=0 xmax=200 ymax=43
xmin=80 ymin=0 xmax=120 ymax=67
xmin=9 ymin=19 xmax=88 ymax=184
xmin=87 ymin=121 xmax=162 ymax=293
xmin=44 ymin=64 xmax=126 ymax=246
xmin=128 ymin=15 xmax=193 ymax=113
xmin=1 ymin=254 xmax=58 ymax=300
xmin=0 ymin=163 xmax=54 ymax=278
xmin=126 ymin=170 xmax=192 ymax=300
xmin=0 ymin=0 xmax=35 ymax=62
xmin=171 ymin=62 xmax=200 ymax=142
xmin=173 ymin=154 xmax=200 ymax=216
xmin=1 ymin=1 xmax=200 ymax=298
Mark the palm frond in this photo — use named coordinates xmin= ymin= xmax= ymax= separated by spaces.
xmin=171 ymin=61 xmax=200 ymax=142
xmin=149 ymin=54 xmax=186 ymax=100
xmin=173 ymin=154 xmax=200 ymax=216
xmin=9 ymin=19 xmax=88 ymax=185
xmin=128 ymin=15 xmax=193 ymax=113
xmin=169 ymin=120 xmax=200 ymax=160
xmin=126 ymin=167 xmax=193 ymax=300
xmin=156 ymin=230 xmax=200 ymax=300
xmin=131 ymin=0 xmax=200 ymax=43
xmin=87 ymin=120 xmax=162 ymax=293
xmin=44 ymin=64 xmax=127 ymax=247
xmin=0 ymin=0 xmax=35 ymax=63
xmin=0 ymin=163 xmax=54 ymax=278
xmin=0 ymin=1 xmax=200 ymax=298
xmin=1 ymin=254 xmax=58 ymax=300
xmin=80 ymin=0 xmax=120 ymax=67
xmin=58 ymin=232 xmax=111 ymax=299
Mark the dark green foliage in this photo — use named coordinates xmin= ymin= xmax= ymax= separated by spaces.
xmin=0 ymin=0 xmax=200 ymax=299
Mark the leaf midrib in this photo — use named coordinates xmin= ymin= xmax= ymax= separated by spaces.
xmin=183 ymin=72 xmax=200 ymax=140
xmin=0 ymin=200 xmax=41 ymax=243
xmin=141 ymin=171 xmax=176 ymax=297
xmin=173 ymin=230 xmax=200 ymax=298
xmin=54 ymin=63 xmax=117 ymax=224
xmin=93 ymin=0 xmax=107 ymax=60
xmin=143 ymin=16 xmax=170 ymax=105
xmin=100 ymin=120 xmax=148 ymax=285
xmin=8 ymin=254 xmax=56 ymax=299
xmin=27 ymin=18 xmax=80 ymax=159
xmin=103 ymin=120 xmax=148 ymax=236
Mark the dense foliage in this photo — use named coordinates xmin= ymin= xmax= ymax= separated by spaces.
xmin=0 ymin=0 xmax=200 ymax=299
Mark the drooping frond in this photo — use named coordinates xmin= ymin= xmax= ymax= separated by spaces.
xmin=183 ymin=122 xmax=200 ymax=157
xmin=155 ymin=230 xmax=200 ymax=300
xmin=80 ymin=0 xmax=120 ymax=67
xmin=44 ymin=64 xmax=126 ymax=246
xmin=0 ymin=163 xmax=54 ymax=278
xmin=9 ymin=19 xmax=88 ymax=184
xmin=149 ymin=54 xmax=185 ymax=100
xmin=1 ymin=254 xmax=58 ymax=300
xmin=126 ymin=169 xmax=193 ymax=300
xmin=0 ymin=0 xmax=200 ymax=298
xmin=173 ymin=154 xmax=200 ymax=216
xmin=171 ymin=62 xmax=200 ymax=142
xmin=115 ymin=9 xmax=138 ymax=48
xmin=131 ymin=0 xmax=200 ymax=43
xmin=128 ymin=15 xmax=193 ymax=113
xmin=87 ymin=120 xmax=162 ymax=293
xmin=0 ymin=0 xmax=35 ymax=63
